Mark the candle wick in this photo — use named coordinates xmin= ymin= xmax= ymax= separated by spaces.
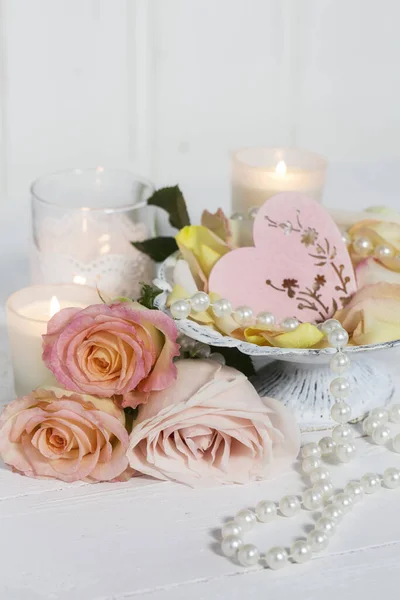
xmin=49 ymin=296 xmax=61 ymax=318
xmin=275 ymin=160 xmax=287 ymax=176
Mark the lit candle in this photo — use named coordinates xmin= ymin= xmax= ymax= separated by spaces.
xmin=30 ymin=168 xmax=155 ymax=299
xmin=6 ymin=284 xmax=100 ymax=396
xmin=231 ymin=147 xmax=327 ymax=216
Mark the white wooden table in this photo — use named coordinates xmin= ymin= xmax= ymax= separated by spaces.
xmin=1 ymin=255 xmax=400 ymax=599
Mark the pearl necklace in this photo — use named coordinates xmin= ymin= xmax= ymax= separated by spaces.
xmin=164 ymin=281 xmax=400 ymax=567
xmin=169 ymin=289 xmax=310 ymax=332
xmin=217 ymin=320 xmax=400 ymax=569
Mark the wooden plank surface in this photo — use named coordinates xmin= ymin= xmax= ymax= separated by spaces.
xmin=0 ymin=337 xmax=399 ymax=599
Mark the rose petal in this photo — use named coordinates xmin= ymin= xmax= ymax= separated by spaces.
xmin=356 ymin=257 xmax=400 ymax=287
xmin=335 ymin=283 xmax=400 ymax=345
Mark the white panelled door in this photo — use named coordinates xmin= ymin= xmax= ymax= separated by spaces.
xmin=0 ymin=0 xmax=399 ymax=249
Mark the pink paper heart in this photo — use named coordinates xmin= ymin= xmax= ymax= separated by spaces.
xmin=209 ymin=193 xmax=356 ymax=323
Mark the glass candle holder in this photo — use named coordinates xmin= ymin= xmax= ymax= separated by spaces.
xmin=231 ymin=147 xmax=327 ymax=215
xmin=31 ymin=168 xmax=155 ymax=299
xmin=6 ymin=284 xmax=100 ymax=396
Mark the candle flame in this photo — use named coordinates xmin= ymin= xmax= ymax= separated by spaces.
xmin=275 ymin=160 xmax=287 ymax=176
xmin=95 ymin=165 xmax=104 ymax=186
xmin=73 ymin=275 xmax=87 ymax=285
xmin=100 ymin=243 xmax=111 ymax=255
xmin=49 ymin=296 xmax=61 ymax=318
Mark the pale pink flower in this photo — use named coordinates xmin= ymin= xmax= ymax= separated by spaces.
xmin=356 ymin=257 xmax=400 ymax=287
xmin=127 ymin=359 xmax=300 ymax=487
xmin=43 ymin=302 xmax=180 ymax=408
xmin=0 ymin=387 xmax=130 ymax=483
xmin=335 ymin=282 xmax=400 ymax=345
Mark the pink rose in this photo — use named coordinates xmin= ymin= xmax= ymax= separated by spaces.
xmin=43 ymin=302 xmax=180 ymax=408
xmin=127 ymin=359 xmax=300 ymax=487
xmin=0 ymin=387 xmax=130 ymax=482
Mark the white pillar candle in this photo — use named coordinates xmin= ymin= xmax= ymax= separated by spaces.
xmin=231 ymin=147 xmax=327 ymax=215
xmin=6 ymin=284 xmax=100 ymax=397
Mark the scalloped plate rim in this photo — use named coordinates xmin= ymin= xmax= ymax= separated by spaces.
xmin=157 ymin=255 xmax=400 ymax=358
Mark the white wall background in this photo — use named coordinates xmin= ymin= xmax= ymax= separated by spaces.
xmin=1 ymin=0 xmax=400 ymax=251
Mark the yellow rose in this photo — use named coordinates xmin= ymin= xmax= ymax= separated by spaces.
xmin=334 ymin=283 xmax=400 ymax=345
xmin=167 ymin=260 xmax=239 ymax=336
xmin=200 ymin=208 xmax=233 ymax=245
xmin=349 ymin=220 xmax=400 ymax=272
xmin=175 ymin=225 xmax=229 ymax=290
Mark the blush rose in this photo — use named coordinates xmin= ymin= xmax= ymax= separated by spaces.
xmin=42 ymin=302 xmax=180 ymax=408
xmin=127 ymin=359 xmax=300 ymax=487
xmin=0 ymin=387 xmax=130 ymax=482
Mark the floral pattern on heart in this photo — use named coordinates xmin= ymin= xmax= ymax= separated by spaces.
xmin=208 ymin=193 xmax=357 ymax=323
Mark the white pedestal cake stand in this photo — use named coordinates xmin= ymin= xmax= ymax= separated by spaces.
xmin=156 ymin=259 xmax=399 ymax=431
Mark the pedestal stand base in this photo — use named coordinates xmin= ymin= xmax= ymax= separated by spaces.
xmin=251 ymin=357 xmax=394 ymax=432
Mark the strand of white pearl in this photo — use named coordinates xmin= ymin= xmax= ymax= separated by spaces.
xmin=219 ymin=319 xmax=400 ymax=569
xmin=170 ymin=290 xmax=302 ymax=331
xmin=347 ymin=233 xmax=399 ymax=262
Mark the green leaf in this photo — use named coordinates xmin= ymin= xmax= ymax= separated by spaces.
xmin=124 ymin=406 xmax=139 ymax=419
xmin=124 ymin=406 xmax=139 ymax=433
xmin=137 ymin=283 xmax=163 ymax=309
xmin=132 ymin=237 xmax=178 ymax=262
xmin=210 ymin=346 xmax=255 ymax=378
xmin=148 ymin=186 xmax=191 ymax=230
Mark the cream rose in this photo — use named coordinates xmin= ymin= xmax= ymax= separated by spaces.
xmin=335 ymin=283 xmax=400 ymax=345
xmin=127 ymin=359 xmax=300 ymax=487
xmin=356 ymin=257 xmax=400 ymax=287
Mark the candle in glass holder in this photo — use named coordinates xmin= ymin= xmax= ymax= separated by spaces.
xmin=6 ymin=284 xmax=100 ymax=396
xmin=231 ymin=147 xmax=327 ymax=215
xmin=31 ymin=168 xmax=156 ymax=299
